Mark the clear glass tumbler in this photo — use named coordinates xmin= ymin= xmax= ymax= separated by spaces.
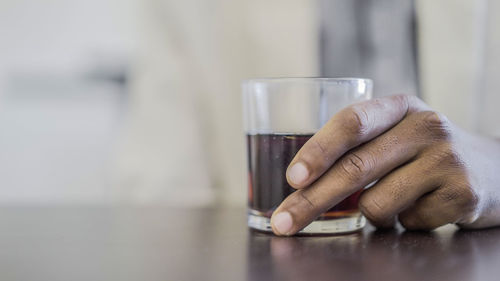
xmin=243 ymin=78 xmax=372 ymax=234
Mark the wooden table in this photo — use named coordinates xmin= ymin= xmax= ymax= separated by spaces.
xmin=1 ymin=206 xmax=499 ymax=281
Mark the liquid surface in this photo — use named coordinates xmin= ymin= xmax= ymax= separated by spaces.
xmin=247 ymin=133 xmax=361 ymax=218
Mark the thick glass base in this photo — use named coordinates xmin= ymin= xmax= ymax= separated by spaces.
xmin=248 ymin=209 xmax=366 ymax=235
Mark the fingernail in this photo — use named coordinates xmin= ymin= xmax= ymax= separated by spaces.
xmin=272 ymin=212 xmax=293 ymax=235
xmin=287 ymin=162 xmax=309 ymax=185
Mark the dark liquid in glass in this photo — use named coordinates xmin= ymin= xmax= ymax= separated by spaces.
xmin=247 ymin=133 xmax=361 ymax=219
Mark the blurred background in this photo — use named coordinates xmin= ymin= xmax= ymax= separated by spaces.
xmin=0 ymin=0 xmax=498 ymax=207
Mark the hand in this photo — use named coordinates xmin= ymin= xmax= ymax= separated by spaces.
xmin=270 ymin=95 xmax=500 ymax=236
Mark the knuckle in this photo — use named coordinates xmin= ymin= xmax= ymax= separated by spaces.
xmin=343 ymin=106 xmax=372 ymax=142
xmin=416 ymin=110 xmax=452 ymax=139
xmin=400 ymin=93 xmax=415 ymax=103
xmin=428 ymin=184 xmax=480 ymax=225
xmin=422 ymin=110 xmax=447 ymax=126
xmin=456 ymin=184 xmax=480 ymax=214
xmin=359 ymin=196 xmax=390 ymax=223
xmin=401 ymin=94 xmax=427 ymax=110
xmin=435 ymin=183 xmax=479 ymax=215
xmin=338 ymin=152 xmax=373 ymax=182
xmin=434 ymin=187 xmax=462 ymax=203
xmin=287 ymin=190 xmax=317 ymax=212
xmin=298 ymin=190 xmax=317 ymax=211
xmin=310 ymin=137 xmax=331 ymax=164
xmin=429 ymin=144 xmax=465 ymax=169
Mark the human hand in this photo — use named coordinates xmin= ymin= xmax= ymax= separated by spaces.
xmin=270 ymin=95 xmax=500 ymax=235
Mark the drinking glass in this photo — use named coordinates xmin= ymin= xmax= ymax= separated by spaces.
xmin=243 ymin=78 xmax=372 ymax=234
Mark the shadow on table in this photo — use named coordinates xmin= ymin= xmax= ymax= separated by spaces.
xmin=247 ymin=226 xmax=500 ymax=281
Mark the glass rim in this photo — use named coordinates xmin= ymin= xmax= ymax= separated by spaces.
xmin=242 ymin=77 xmax=373 ymax=85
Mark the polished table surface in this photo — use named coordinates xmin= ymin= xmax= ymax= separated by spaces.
xmin=1 ymin=206 xmax=500 ymax=281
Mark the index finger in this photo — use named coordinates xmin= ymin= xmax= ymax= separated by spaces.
xmin=286 ymin=95 xmax=425 ymax=188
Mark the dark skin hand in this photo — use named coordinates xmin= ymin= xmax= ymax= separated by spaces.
xmin=270 ymin=95 xmax=500 ymax=236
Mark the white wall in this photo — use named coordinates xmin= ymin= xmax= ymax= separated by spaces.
xmin=0 ymin=0 xmax=318 ymax=206
xmin=0 ymin=0 xmax=138 ymax=78
xmin=0 ymin=0 xmax=139 ymax=204
xmin=417 ymin=0 xmax=500 ymax=136
xmin=113 ymin=0 xmax=318 ymax=206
